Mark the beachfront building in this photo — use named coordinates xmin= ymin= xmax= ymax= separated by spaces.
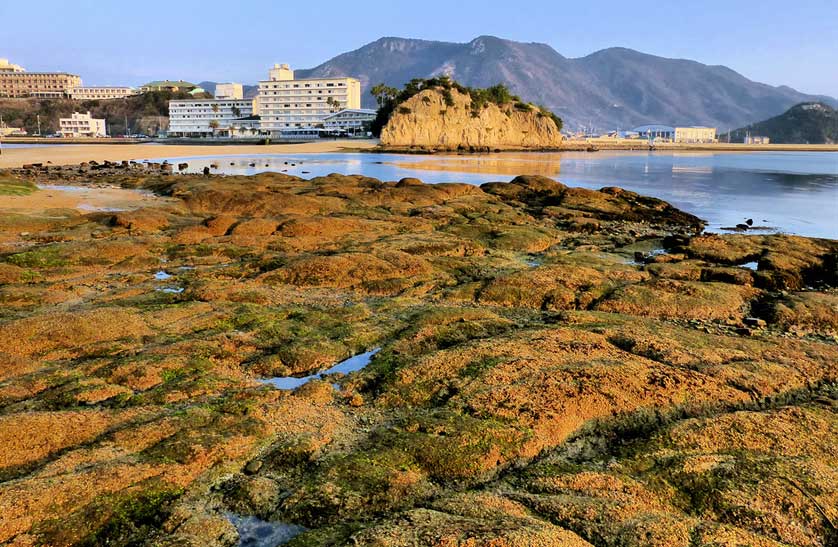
xmin=258 ymin=64 xmax=361 ymax=136
xmin=323 ymin=108 xmax=376 ymax=134
xmin=0 ymin=68 xmax=82 ymax=98
xmin=69 ymin=86 xmax=138 ymax=100
xmin=633 ymin=125 xmax=717 ymax=143
xmin=59 ymin=112 xmax=107 ymax=138
xmin=214 ymin=83 xmax=244 ymax=99
xmin=140 ymin=80 xmax=197 ymax=93
xmin=167 ymin=98 xmax=256 ymax=137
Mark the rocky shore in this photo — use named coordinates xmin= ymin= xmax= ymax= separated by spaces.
xmin=0 ymin=166 xmax=836 ymax=546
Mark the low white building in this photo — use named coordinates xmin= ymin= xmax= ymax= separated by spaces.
xmin=69 ymin=86 xmax=138 ymax=100
xmin=168 ymin=98 xmax=256 ymax=137
xmin=323 ymin=108 xmax=376 ymax=133
xmin=59 ymin=111 xmax=107 ymax=137
xmin=633 ymin=125 xmax=717 ymax=143
xmin=744 ymin=134 xmax=770 ymax=145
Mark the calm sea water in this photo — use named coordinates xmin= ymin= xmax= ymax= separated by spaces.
xmin=147 ymin=150 xmax=837 ymax=239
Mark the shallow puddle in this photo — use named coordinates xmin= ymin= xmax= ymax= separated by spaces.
xmin=157 ymin=287 xmax=184 ymax=294
xmin=226 ymin=513 xmax=306 ymax=547
xmin=260 ymin=348 xmax=381 ymax=390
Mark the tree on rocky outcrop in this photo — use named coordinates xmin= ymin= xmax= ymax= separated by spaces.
xmin=369 ymin=77 xmax=563 ymax=138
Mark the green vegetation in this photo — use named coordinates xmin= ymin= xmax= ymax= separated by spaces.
xmin=0 ymin=90 xmax=211 ymax=136
xmin=370 ymin=76 xmax=563 ymax=136
xmin=6 ymin=244 xmax=68 ymax=268
xmin=0 ymin=177 xmax=36 ymax=196
xmin=725 ymin=102 xmax=838 ymax=144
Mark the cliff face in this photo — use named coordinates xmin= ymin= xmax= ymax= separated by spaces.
xmin=380 ymin=87 xmax=563 ymax=150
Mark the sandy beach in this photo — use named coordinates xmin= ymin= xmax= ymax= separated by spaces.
xmin=0 ymin=139 xmax=378 ymax=169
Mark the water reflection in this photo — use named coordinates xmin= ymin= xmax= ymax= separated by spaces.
xmin=153 ymin=151 xmax=837 ymax=239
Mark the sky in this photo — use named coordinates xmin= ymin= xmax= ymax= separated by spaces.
xmin=2 ymin=0 xmax=836 ymax=97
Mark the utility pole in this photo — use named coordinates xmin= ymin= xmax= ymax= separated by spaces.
xmin=37 ymin=114 xmax=41 ymax=137
xmin=125 ymin=114 xmax=129 ymax=137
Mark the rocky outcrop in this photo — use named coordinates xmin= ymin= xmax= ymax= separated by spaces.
xmin=380 ymin=87 xmax=563 ymax=151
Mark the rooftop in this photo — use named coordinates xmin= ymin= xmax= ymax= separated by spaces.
xmin=142 ymin=80 xmax=197 ymax=88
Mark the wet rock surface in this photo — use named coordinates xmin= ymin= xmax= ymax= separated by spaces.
xmin=0 ymin=166 xmax=836 ymax=546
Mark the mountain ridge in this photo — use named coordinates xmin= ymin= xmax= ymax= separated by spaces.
xmin=294 ymin=36 xmax=836 ymax=130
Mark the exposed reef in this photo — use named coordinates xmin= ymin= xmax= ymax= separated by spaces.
xmin=0 ymin=166 xmax=836 ymax=547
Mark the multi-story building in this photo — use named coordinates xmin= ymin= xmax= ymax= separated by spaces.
xmin=59 ymin=112 xmax=107 ymax=137
xmin=0 ymin=68 xmax=82 ymax=98
xmin=0 ymin=58 xmax=25 ymax=73
xmin=258 ymin=64 xmax=361 ymax=135
xmin=214 ymin=83 xmax=244 ymax=100
xmin=323 ymin=108 xmax=376 ymax=133
xmin=633 ymin=125 xmax=717 ymax=143
xmin=167 ymin=98 xmax=256 ymax=137
xmin=69 ymin=86 xmax=138 ymax=100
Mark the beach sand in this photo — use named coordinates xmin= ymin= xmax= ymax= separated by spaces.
xmin=0 ymin=184 xmax=176 ymax=215
xmin=0 ymin=139 xmax=378 ymax=169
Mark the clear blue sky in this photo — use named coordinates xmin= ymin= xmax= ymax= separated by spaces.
xmin=2 ymin=0 xmax=836 ymax=97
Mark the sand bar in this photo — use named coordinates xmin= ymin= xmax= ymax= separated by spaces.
xmin=0 ymin=139 xmax=379 ymax=169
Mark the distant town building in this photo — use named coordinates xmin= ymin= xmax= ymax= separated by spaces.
xmin=674 ymin=126 xmax=717 ymax=143
xmin=0 ymin=58 xmax=25 ymax=73
xmin=69 ymin=86 xmax=138 ymax=100
xmin=214 ymin=83 xmax=244 ymax=100
xmin=59 ymin=112 xmax=107 ymax=137
xmin=744 ymin=134 xmax=770 ymax=145
xmin=167 ymin=98 xmax=256 ymax=137
xmin=633 ymin=125 xmax=717 ymax=143
xmin=141 ymin=80 xmax=197 ymax=93
xmin=0 ymin=63 xmax=82 ymax=98
xmin=323 ymin=108 xmax=376 ymax=133
xmin=258 ymin=64 xmax=361 ymax=135
xmin=0 ymin=126 xmax=26 ymax=137
xmin=633 ymin=125 xmax=676 ymax=141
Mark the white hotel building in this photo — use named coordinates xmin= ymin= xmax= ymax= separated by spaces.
xmin=323 ymin=108 xmax=377 ymax=134
xmin=168 ymin=98 xmax=255 ymax=137
xmin=69 ymin=86 xmax=138 ymax=100
xmin=59 ymin=112 xmax=107 ymax=138
xmin=258 ymin=64 xmax=361 ymax=135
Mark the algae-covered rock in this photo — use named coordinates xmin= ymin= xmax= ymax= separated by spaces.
xmin=0 ymin=167 xmax=835 ymax=547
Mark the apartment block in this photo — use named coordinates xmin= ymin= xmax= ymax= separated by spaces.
xmin=258 ymin=64 xmax=361 ymax=134
xmin=0 ymin=58 xmax=25 ymax=73
xmin=168 ymin=98 xmax=255 ymax=137
xmin=69 ymin=86 xmax=138 ymax=100
xmin=214 ymin=83 xmax=244 ymax=100
xmin=0 ymin=70 xmax=82 ymax=98
xmin=59 ymin=112 xmax=107 ymax=137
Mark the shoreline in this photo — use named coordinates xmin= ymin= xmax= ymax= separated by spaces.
xmin=376 ymin=142 xmax=838 ymax=153
xmin=0 ymin=140 xmax=379 ymax=169
xmin=1 ymin=139 xmax=836 ymax=170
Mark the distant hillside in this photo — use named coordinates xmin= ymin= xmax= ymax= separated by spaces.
xmin=0 ymin=91 xmax=202 ymax=136
xmin=727 ymin=102 xmax=838 ymax=144
xmin=295 ymin=36 xmax=837 ymax=130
